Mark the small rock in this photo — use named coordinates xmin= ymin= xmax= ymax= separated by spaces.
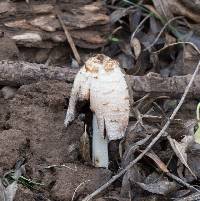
xmin=1 ymin=86 xmax=17 ymax=99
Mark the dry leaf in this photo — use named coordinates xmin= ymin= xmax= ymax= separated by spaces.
xmin=168 ymin=136 xmax=196 ymax=178
xmin=130 ymin=37 xmax=141 ymax=59
xmin=144 ymin=151 xmax=169 ymax=173
xmin=137 ymin=180 xmax=177 ymax=195
xmin=80 ymin=125 xmax=91 ymax=162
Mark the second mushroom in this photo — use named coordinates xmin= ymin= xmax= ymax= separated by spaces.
xmin=64 ymin=54 xmax=130 ymax=168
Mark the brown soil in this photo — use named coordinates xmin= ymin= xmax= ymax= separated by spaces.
xmin=0 ymin=80 xmax=111 ymax=200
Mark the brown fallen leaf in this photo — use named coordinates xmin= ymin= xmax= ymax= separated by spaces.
xmin=136 ymin=179 xmax=177 ymax=195
xmin=168 ymin=135 xmax=196 ymax=178
xmin=144 ymin=151 xmax=169 ymax=173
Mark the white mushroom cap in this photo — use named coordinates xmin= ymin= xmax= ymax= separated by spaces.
xmin=88 ymin=55 xmax=129 ymax=140
xmin=65 ymin=54 xmax=130 ymax=141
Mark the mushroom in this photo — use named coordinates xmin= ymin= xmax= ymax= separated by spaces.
xmin=64 ymin=54 xmax=130 ymax=168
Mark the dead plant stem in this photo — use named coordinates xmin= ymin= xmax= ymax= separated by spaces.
xmin=55 ymin=7 xmax=81 ymax=64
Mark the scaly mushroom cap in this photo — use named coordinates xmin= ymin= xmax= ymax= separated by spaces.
xmin=65 ymin=54 xmax=130 ymax=140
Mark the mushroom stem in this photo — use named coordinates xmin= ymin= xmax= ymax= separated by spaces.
xmin=92 ymin=114 xmax=109 ymax=168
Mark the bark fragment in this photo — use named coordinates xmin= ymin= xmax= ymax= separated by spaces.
xmin=0 ymin=1 xmax=110 ymax=49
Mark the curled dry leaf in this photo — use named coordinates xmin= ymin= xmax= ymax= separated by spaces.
xmin=168 ymin=136 xmax=196 ymax=178
xmin=130 ymin=37 xmax=141 ymax=59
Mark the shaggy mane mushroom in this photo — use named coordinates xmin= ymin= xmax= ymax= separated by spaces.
xmin=64 ymin=54 xmax=130 ymax=168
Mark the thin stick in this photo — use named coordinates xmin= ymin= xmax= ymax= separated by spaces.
xmin=144 ymin=16 xmax=183 ymax=51
xmin=154 ymin=41 xmax=200 ymax=55
xmin=71 ymin=180 xmax=91 ymax=201
xmin=44 ymin=164 xmax=77 ymax=171
xmin=82 ymin=48 xmax=200 ymax=201
xmin=130 ymin=13 xmax=152 ymax=42
xmin=124 ymin=134 xmax=152 ymax=161
xmin=55 ymin=7 xmax=81 ymax=64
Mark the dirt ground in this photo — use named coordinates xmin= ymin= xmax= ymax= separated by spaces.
xmin=0 ymin=81 xmax=112 ymax=201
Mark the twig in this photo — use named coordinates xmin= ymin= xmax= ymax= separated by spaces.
xmin=71 ymin=180 xmax=91 ymax=201
xmin=55 ymin=7 xmax=81 ymax=64
xmin=124 ymin=134 xmax=152 ymax=161
xmin=153 ymin=41 xmax=200 ymax=55
xmin=130 ymin=13 xmax=152 ymax=43
xmin=132 ymin=94 xmax=150 ymax=106
xmin=44 ymin=164 xmax=77 ymax=171
xmin=166 ymin=172 xmax=200 ymax=192
xmin=144 ymin=16 xmax=183 ymax=51
xmin=111 ymin=26 xmax=123 ymax=35
xmin=175 ymin=192 xmax=200 ymax=201
xmin=141 ymin=114 xmax=182 ymax=124
xmin=82 ymin=45 xmax=200 ymax=201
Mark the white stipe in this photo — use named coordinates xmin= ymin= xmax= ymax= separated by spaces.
xmin=92 ymin=114 xmax=109 ymax=168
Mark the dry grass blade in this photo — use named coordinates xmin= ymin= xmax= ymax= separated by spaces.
xmin=82 ymin=43 xmax=200 ymax=201
xmin=153 ymin=41 xmax=200 ymax=55
xmin=130 ymin=13 xmax=152 ymax=43
xmin=144 ymin=16 xmax=183 ymax=51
